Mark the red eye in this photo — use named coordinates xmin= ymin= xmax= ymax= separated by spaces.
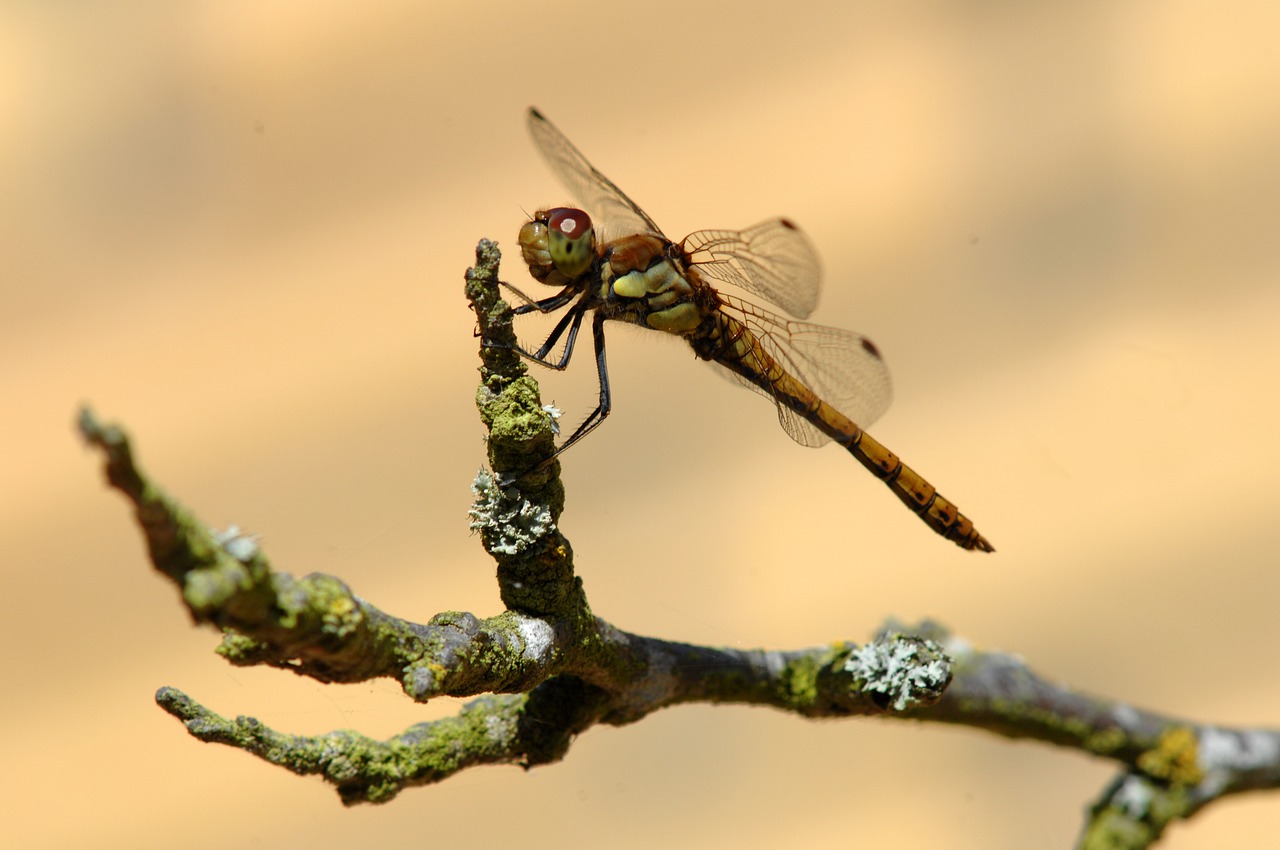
xmin=547 ymin=207 xmax=592 ymax=240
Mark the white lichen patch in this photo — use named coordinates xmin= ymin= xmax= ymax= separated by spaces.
xmin=844 ymin=636 xmax=952 ymax=711
xmin=484 ymin=712 xmax=512 ymax=743
xmin=1200 ymin=726 xmax=1280 ymax=769
xmin=1112 ymin=774 xmax=1156 ymax=817
xmin=468 ymin=468 xmax=556 ymax=554
xmin=542 ymin=404 xmax=563 ymax=436
xmin=514 ymin=614 xmax=555 ymax=662
xmin=1110 ymin=702 xmax=1141 ymax=728
xmin=212 ymin=524 xmax=259 ymax=562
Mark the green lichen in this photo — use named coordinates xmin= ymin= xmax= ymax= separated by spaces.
xmin=182 ymin=558 xmax=256 ymax=612
xmin=1085 ymin=726 xmax=1127 ymax=756
xmin=304 ymin=574 xmax=364 ymax=639
xmin=483 ymin=377 xmax=552 ymax=439
xmin=1081 ymin=772 xmax=1198 ymax=849
xmin=780 ymin=654 xmax=821 ymax=708
xmin=155 ymin=684 xmax=528 ymax=805
xmin=216 ymin=630 xmax=269 ymax=663
xmin=1080 ymin=805 xmax=1157 ymax=850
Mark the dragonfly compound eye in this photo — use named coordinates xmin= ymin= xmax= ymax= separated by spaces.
xmin=546 ymin=207 xmax=595 ymax=278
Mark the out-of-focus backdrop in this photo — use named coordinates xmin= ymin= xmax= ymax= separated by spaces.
xmin=5 ymin=2 xmax=1278 ymax=847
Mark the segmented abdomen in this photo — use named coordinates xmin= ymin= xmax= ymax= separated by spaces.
xmin=694 ymin=313 xmax=993 ymax=552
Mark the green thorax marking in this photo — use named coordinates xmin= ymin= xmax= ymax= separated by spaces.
xmin=603 ymin=236 xmax=703 ymax=333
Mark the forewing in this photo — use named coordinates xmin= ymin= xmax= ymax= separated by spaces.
xmin=526 ymin=108 xmax=661 ymax=240
xmin=683 ymin=220 xmax=822 ymax=319
xmin=715 ymin=293 xmax=893 ymax=447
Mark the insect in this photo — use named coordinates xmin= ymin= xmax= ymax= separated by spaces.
xmin=509 ymin=108 xmax=992 ymax=552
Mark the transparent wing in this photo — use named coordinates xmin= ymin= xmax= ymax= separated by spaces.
xmin=526 ymin=108 xmax=661 ymax=240
xmin=713 ymin=293 xmax=893 ymax=447
xmin=683 ymin=220 xmax=822 ymax=320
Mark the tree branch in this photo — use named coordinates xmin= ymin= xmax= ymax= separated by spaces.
xmin=79 ymin=240 xmax=1280 ymax=848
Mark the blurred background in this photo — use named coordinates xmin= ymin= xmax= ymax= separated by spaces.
xmin=4 ymin=2 xmax=1278 ymax=847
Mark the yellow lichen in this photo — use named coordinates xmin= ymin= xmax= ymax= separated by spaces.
xmin=1137 ymin=726 xmax=1204 ymax=787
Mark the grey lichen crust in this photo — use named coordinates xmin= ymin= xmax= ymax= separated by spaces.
xmin=844 ymin=634 xmax=952 ymax=711
xmin=80 ymin=240 xmax=1280 ymax=847
xmin=468 ymin=468 xmax=555 ymax=555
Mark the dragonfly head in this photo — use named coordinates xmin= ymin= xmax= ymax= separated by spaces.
xmin=519 ymin=207 xmax=595 ymax=285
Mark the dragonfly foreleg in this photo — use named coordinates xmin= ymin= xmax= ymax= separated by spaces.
xmin=547 ymin=310 xmax=612 ymax=456
xmin=501 ymin=281 xmax=579 ymax=315
xmin=514 ymin=298 xmax=590 ymax=370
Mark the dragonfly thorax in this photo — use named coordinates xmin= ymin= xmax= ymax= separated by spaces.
xmin=600 ymin=235 xmax=706 ymax=334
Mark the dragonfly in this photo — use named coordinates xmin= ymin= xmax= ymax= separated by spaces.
xmin=508 ymin=107 xmax=992 ymax=552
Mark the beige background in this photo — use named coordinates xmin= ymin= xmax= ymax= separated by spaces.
xmin=5 ymin=2 xmax=1279 ymax=847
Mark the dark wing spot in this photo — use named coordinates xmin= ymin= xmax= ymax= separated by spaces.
xmin=861 ymin=338 xmax=883 ymax=360
xmin=779 ymin=218 xmax=799 ymax=230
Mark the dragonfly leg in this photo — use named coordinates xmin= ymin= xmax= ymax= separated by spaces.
xmin=546 ymin=310 xmax=612 ymax=455
xmin=482 ymin=288 xmax=587 ymax=366
xmin=501 ymin=281 xmax=578 ymax=315
xmin=514 ymin=298 xmax=589 ymax=369
xmin=477 ymin=284 xmax=578 ymax=345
